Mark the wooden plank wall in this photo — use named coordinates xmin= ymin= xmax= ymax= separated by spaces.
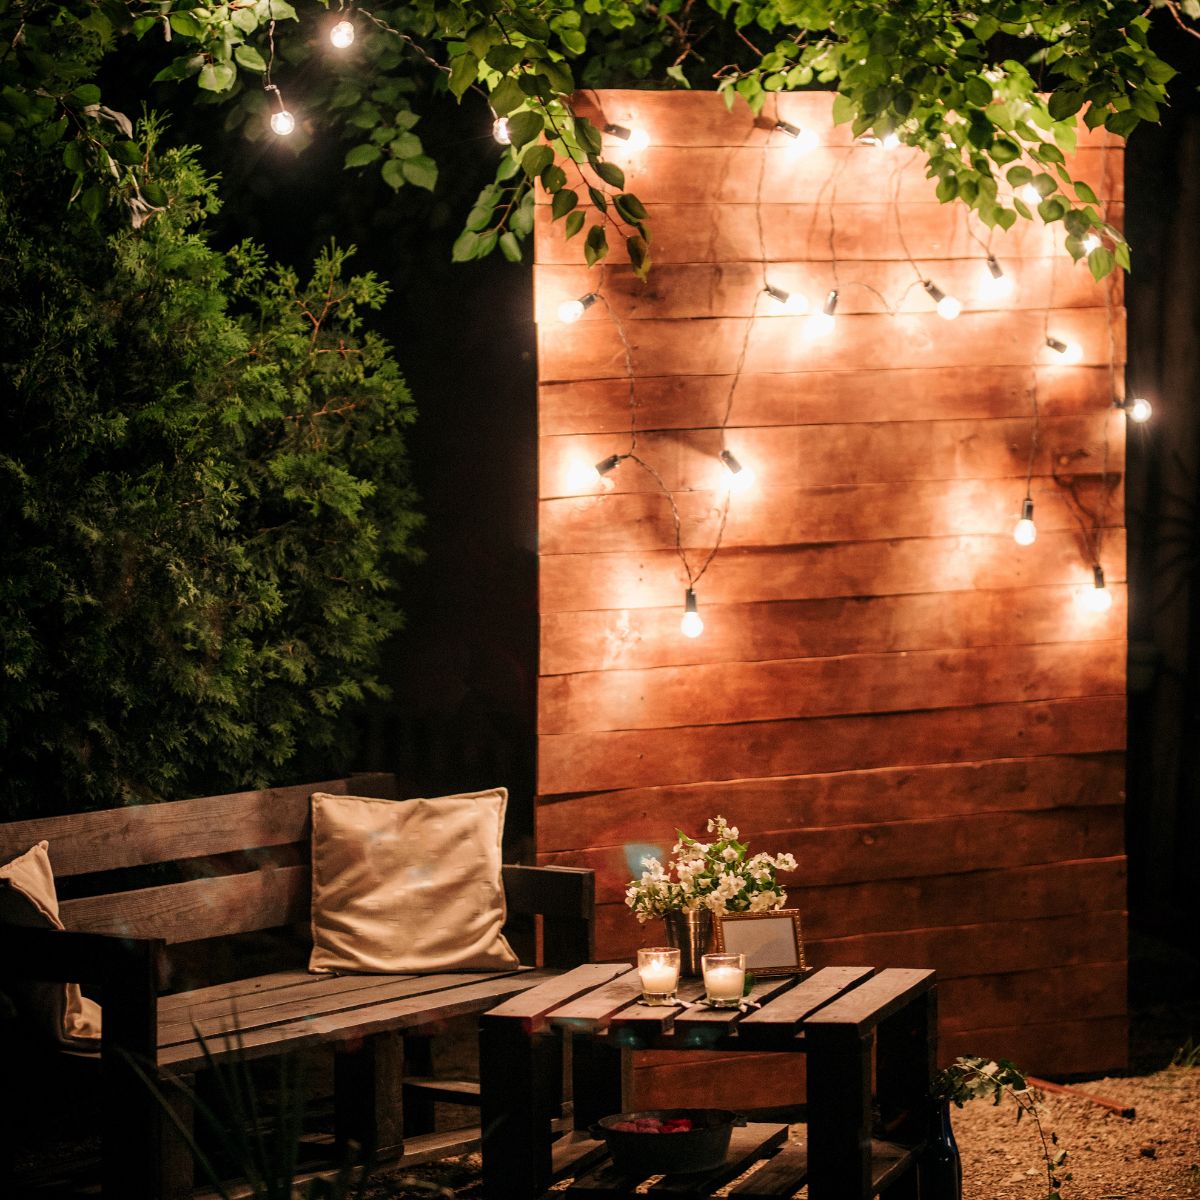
xmin=533 ymin=91 xmax=1128 ymax=1095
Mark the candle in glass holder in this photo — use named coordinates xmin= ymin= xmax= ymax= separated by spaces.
xmin=638 ymin=947 xmax=681 ymax=1005
xmin=702 ymin=952 xmax=746 ymax=1007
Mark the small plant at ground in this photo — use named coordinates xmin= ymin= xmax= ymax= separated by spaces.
xmin=1171 ymin=1037 xmax=1200 ymax=1069
xmin=935 ymin=1055 xmax=1070 ymax=1200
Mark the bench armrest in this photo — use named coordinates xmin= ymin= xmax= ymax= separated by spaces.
xmin=501 ymin=864 xmax=595 ymax=969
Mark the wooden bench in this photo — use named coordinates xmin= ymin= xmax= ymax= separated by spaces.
xmin=0 ymin=773 xmax=594 ymax=1200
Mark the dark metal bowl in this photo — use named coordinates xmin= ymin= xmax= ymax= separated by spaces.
xmin=592 ymin=1109 xmax=741 ymax=1175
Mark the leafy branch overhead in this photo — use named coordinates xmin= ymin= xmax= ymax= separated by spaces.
xmin=1 ymin=0 xmax=1195 ymax=277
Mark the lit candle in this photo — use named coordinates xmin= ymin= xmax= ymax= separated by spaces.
xmin=638 ymin=947 xmax=681 ymax=1005
xmin=702 ymin=952 xmax=746 ymax=1007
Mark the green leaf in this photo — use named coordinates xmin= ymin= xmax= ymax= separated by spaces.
xmin=507 ymin=110 xmax=544 ymax=149
xmin=1087 ymin=246 xmax=1115 ymax=280
xmin=575 ymin=117 xmax=603 ymax=155
xmin=1048 ymin=90 xmax=1084 ymax=121
xmin=614 ymin=192 xmax=647 ymax=222
xmin=935 ymin=175 xmax=957 ymax=203
xmin=565 ymin=210 xmax=585 ymax=240
xmin=831 ymin=92 xmax=856 ymax=125
xmin=587 ymin=185 xmax=608 ymax=212
xmin=551 ymin=189 xmax=578 ymax=220
xmin=68 ymin=84 xmax=101 ymax=107
xmin=522 ymin=144 xmax=554 ymax=177
xmin=991 ymin=138 xmax=1020 ymax=165
xmin=964 ymin=76 xmax=992 ymax=108
xmin=233 ymin=45 xmax=267 ymax=73
xmin=198 ymin=62 xmax=236 ymax=93
xmin=232 ymin=8 xmax=258 ymax=33
xmin=1006 ymin=164 xmax=1033 ymax=187
xmin=452 ymin=229 xmax=481 ymax=262
xmin=80 ymin=183 xmax=104 ymax=221
xmin=541 ymin=163 xmax=567 ymax=193
xmin=402 ymin=155 xmax=438 ymax=190
xmin=486 ymin=46 xmax=523 ymax=74
xmin=168 ymin=11 xmax=203 ymax=38
xmin=627 ymin=234 xmax=650 ymax=278
xmin=560 ymin=29 xmax=586 ymax=54
xmin=489 ymin=77 xmax=525 ymax=116
xmin=584 ymin=224 xmax=608 ymax=267
xmin=1114 ymin=241 xmax=1132 ymax=271
xmin=465 ymin=24 xmax=496 ymax=59
xmin=499 ymin=231 xmax=522 ymax=263
xmin=593 ymin=160 xmax=625 ymax=189
xmin=345 ymin=143 xmax=381 ymax=168
xmin=1074 ymin=180 xmax=1099 ymax=205
xmin=381 ymin=159 xmax=405 ymax=190
xmin=141 ymin=181 xmax=168 ymax=207
xmin=448 ymin=51 xmax=479 ymax=100
xmin=390 ymin=131 xmax=423 ymax=160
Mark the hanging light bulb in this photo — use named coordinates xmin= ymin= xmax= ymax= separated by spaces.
xmin=329 ymin=18 xmax=355 ymax=47
xmin=1046 ymin=335 xmax=1083 ymax=365
xmin=763 ymin=283 xmax=807 ymax=314
xmin=1077 ymin=564 xmax=1113 ymax=613
xmin=265 ymin=84 xmax=295 ymax=136
xmin=1082 ymin=234 xmax=1102 ymax=254
xmin=1018 ymin=183 xmax=1042 ymax=207
xmin=923 ymin=280 xmax=962 ymax=320
xmin=1116 ymin=396 xmax=1152 ymax=423
xmin=1013 ymin=497 xmax=1037 ymax=546
xmin=719 ymin=449 xmax=756 ymax=493
xmin=774 ymin=120 xmax=819 ymax=154
xmin=881 ymin=131 xmax=901 ymax=150
xmin=492 ymin=116 xmax=512 ymax=145
xmin=680 ymin=588 xmax=704 ymax=638
xmin=605 ymin=123 xmax=650 ymax=151
xmin=982 ymin=254 xmax=1014 ymax=299
xmin=558 ymin=292 xmax=599 ymax=324
xmin=566 ymin=453 xmax=623 ymax=491
xmin=809 ymin=289 xmax=838 ymax=337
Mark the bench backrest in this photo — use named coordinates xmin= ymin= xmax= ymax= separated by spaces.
xmin=0 ymin=774 xmax=588 ymax=972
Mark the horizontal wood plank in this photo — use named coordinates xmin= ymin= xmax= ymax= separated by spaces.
xmin=940 ymin=1015 xmax=1128 ymax=1075
xmin=631 ymin=1051 xmax=807 ymax=1110
xmin=539 ymin=530 xmax=1127 ymax=613
xmin=538 ymin=695 xmax=1125 ymax=796
xmin=483 ymin=962 xmax=633 ymax=1031
xmin=538 ymin=641 xmax=1125 ymax=734
xmin=805 ymin=968 xmax=935 ymax=1032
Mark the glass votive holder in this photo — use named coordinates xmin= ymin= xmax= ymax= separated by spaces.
xmin=701 ymin=952 xmax=746 ymax=1008
xmin=637 ymin=946 xmax=681 ymax=1005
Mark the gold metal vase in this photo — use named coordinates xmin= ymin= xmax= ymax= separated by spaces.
xmin=662 ymin=908 xmax=712 ymax=978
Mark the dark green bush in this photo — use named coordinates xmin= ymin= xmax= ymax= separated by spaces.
xmin=0 ymin=125 xmax=420 ymax=814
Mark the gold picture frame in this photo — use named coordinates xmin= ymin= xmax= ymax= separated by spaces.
xmin=712 ymin=909 xmax=809 ymax=977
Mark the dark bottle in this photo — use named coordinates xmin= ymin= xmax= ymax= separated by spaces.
xmin=920 ymin=1100 xmax=963 ymax=1200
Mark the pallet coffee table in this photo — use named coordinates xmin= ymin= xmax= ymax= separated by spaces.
xmin=479 ymin=963 xmax=937 ymax=1200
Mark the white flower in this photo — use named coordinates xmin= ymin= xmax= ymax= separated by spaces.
xmin=722 ymin=846 xmax=738 ymax=862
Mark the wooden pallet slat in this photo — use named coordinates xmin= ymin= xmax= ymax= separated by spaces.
xmin=736 ymin=967 xmax=875 ymax=1050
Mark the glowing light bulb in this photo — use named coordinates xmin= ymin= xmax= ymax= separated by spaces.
xmin=719 ymin=449 xmax=756 ymax=493
xmin=330 ymin=18 xmax=355 ymax=47
xmin=808 ymin=289 xmax=838 ymax=337
xmin=763 ymin=283 xmax=807 ymax=314
xmin=567 ymin=453 xmax=622 ymax=490
xmin=982 ymin=255 xmax=1014 ymax=299
xmin=1082 ymin=234 xmax=1101 ymax=253
xmin=1046 ymin=336 xmax=1083 ymax=365
xmin=605 ymin=123 xmax=649 ymax=151
xmin=270 ymin=108 xmax=296 ymax=136
xmin=1077 ymin=564 xmax=1113 ymax=614
xmin=774 ymin=120 xmax=819 ymax=154
xmin=1013 ymin=497 xmax=1037 ymax=546
xmin=558 ymin=292 xmax=598 ymax=324
xmin=923 ymin=280 xmax=962 ymax=320
xmin=881 ymin=132 xmax=901 ymax=150
xmin=493 ymin=116 xmax=511 ymax=145
xmin=1127 ymin=396 xmax=1152 ymax=423
xmin=680 ymin=588 xmax=704 ymax=638
xmin=1018 ymin=184 xmax=1041 ymax=206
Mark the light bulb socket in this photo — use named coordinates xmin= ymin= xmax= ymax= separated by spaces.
xmin=577 ymin=292 xmax=600 ymax=313
xmin=605 ymin=123 xmax=633 ymax=141
xmin=774 ymin=120 xmax=802 ymax=139
xmin=822 ymin=289 xmax=839 ymax=317
xmin=684 ymin=587 xmax=699 ymax=615
xmin=1092 ymin=563 xmax=1106 ymax=590
xmin=763 ymin=283 xmax=790 ymax=305
xmin=719 ymin=450 xmax=744 ymax=475
xmin=594 ymin=453 xmax=623 ymax=477
xmin=1046 ymin=336 xmax=1069 ymax=355
xmin=922 ymin=280 xmax=946 ymax=304
xmin=986 ymin=255 xmax=1005 ymax=280
xmin=1021 ymin=496 xmax=1034 ymax=522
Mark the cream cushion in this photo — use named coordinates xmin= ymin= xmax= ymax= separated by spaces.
xmin=308 ymin=788 xmax=519 ymax=974
xmin=0 ymin=841 xmax=103 ymax=1049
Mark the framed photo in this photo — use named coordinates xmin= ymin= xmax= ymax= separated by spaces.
xmin=713 ymin=909 xmax=808 ymax=977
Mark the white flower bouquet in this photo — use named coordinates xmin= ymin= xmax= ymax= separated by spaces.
xmin=624 ymin=816 xmax=798 ymax=924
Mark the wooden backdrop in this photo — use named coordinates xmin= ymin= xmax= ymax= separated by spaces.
xmin=533 ymin=90 xmax=1127 ymax=1101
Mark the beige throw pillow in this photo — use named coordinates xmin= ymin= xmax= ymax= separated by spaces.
xmin=309 ymin=788 xmax=520 ymax=975
xmin=0 ymin=841 xmax=103 ymax=1049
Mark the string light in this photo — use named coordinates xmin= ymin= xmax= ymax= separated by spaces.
xmin=809 ymin=289 xmax=838 ymax=336
xmin=719 ymin=450 xmax=756 ymax=493
xmin=1018 ymin=183 xmax=1042 ymax=206
xmin=763 ymin=283 xmax=807 ymax=313
xmin=1046 ymin=335 xmax=1083 ymax=365
xmin=492 ymin=116 xmax=511 ymax=145
xmin=922 ymin=279 xmax=962 ymax=320
xmin=1082 ymin=234 xmax=1101 ymax=253
xmin=1115 ymin=396 xmax=1152 ymax=423
xmin=1013 ymin=497 xmax=1037 ymax=546
xmin=330 ymin=18 xmax=355 ymax=47
xmin=264 ymin=83 xmax=295 ymax=135
xmin=605 ymin=123 xmax=650 ymax=151
xmin=982 ymin=254 xmax=1014 ymax=299
xmin=558 ymin=292 xmax=599 ymax=324
xmin=774 ymin=120 xmax=819 ymax=154
xmin=680 ymin=588 xmax=704 ymax=638
xmin=1077 ymin=564 xmax=1113 ymax=613
xmin=566 ymin=453 xmax=624 ymax=491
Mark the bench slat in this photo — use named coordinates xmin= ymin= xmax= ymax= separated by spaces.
xmin=546 ymin=968 xmax=644 ymax=1031
xmin=483 ymin=962 xmax=632 ymax=1031
xmin=0 ymin=774 xmax=397 ymax=877
xmin=60 ymin=864 xmax=309 ymax=944
xmin=158 ymin=969 xmax=555 ymax=1073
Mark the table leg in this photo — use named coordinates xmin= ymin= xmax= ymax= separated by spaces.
xmin=570 ymin=1035 xmax=631 ymax=1131
xmin=480 ymin=1022 xmax=562 ymax=1200
xmin=877 ymin=987 xmax=938 ymax=1148
xmin=805 ymin=1026 xmax=873 ymax=1200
